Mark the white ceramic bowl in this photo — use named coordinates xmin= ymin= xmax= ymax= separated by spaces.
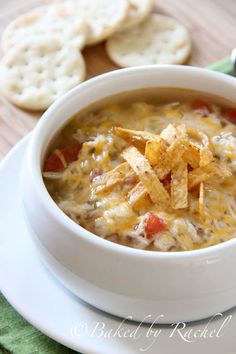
xmin=21 ymin=65 xmax=236 ymax=323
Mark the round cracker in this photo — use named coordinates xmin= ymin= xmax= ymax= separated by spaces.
xmin=53 ymin=0 xmax=129 ymax=45
xmin=2 ymin=5 xmax=88 ymax=52
xmin=0 ymin=36 xmax=86 ymax=110
xmin=106 ymin=14 xmax=191 ymax=67
xmin=121 ymin=0 xmax=154 ymax=30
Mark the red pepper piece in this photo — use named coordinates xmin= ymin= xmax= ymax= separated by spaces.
xmin=191 ymin=100 xmax=211 ymax=114
xmin=224 ymin=108 xmax=236 ymax=124
xmin=60 ymin=143 xmax=81 ymax=164
xmin=144 ymin=213 xmax=167 ymax=239
xmin=44 ymin=153 xmax=63 ymax=172
xmin=43 ymin=143 xmax=81 ymax=172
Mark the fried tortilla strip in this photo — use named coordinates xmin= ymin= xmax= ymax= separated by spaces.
xmin=183 ymin=143 xmax=200 ymax=168
xmin=183 ymin=144 xmax=213 ymax=169
xmin=160 ymin=124 xmax=187 ymax=144
xmin=160 ymin=123 xmax=178 ymax=144
xmin=92 ymin=162 xmax=135 ymax=194
xmin=199 ymin=146 xmax=214 ymax=167
xmin=188 ymin=163 xmax=231 ymax=189
xmin=155 ymin=124 xmax=189 ymax=179
xmin=176 ymin=124 xmax=188 ymax=139
xmin=113 ymin=127 xmax=159 ymax=143
xmin=171 ymin=161 xmax=188 ymax=209
xmin=199 ymin=182 xmax=205 ymax=215
xmin=187 ymin=128 xmax=213 ymax=167
xmin=122 ymin=146 xmax=170 ymax=205
xmin=127 ymin=181 xmax=151 ymax=210
xmin=145 ymin=138 xmax=168 ymax=166
xmin=187 ymin=128 xmax=208 ymax=143
xmin=155 ymin=138 xmax=189 ymax=180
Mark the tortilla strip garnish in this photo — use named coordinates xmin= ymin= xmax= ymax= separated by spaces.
xmin=92 ymin=162 xmax=136 ymax=194
xmin=183 ymin=144 xmax=213 ymax=169
xmin=160 ymin=123 xmax=187 ymax=143
xmin=127 ymin=181 xmax=151 ymax=210
xmin=171 ymin=161 xmax=188 ymax=209
xmin=93 ymin=123 xmax=231 ymax=215
xmin=154 ymin=137 xmax=189 ymax=180
xmin=187 ymin=128 xmax=209 ymax=144
xmin=160 ymin=123 xmax=178 ymax=144
xmin=176 ymin=124 xmax=188 ymax=139
xmin=145 ymin=138 xmax=168 ymax=167
xmin=199 ymin=146 xmax=214 ymax=167
xmin=122 ymin=146 xmax=170 ymax=205
xmin=187 ymin=128 xmax=214 ymax=167
xmin=199 ymin=182 xmax=205 ymax=215
xmin=183 ymin=143 xmax=200 ymax=168
xmin=188 ymin=163 xmax=231 ymax=189
xmin=113 ymin=127 xmax=160 ymax=143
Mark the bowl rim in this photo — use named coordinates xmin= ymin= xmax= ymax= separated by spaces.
xmin=27 ymin=64 xmax=236 ymax=259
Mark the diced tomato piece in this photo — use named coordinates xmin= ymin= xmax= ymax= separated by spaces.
xmin=44 ymin=153 xmax=63 ymax=172
xmin=60 ymin=143 xmax=81 ymax=164
xmin=191 ymin=100 xmax=211 ymax=114
xmin=144 ymin=213 xmax=167 ymax=239
xmin=224 ymin=108 xmax=236 ymax=124
xmin=43 ymin=143 xmax=81 ymax=172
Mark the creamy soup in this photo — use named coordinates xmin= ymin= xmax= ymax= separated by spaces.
xmin=43 ymin=88 xmax=236 ymax=252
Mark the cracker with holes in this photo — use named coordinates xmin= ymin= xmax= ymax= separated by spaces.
xmin=121 ymin=0 xmax=154 ymax=30
xmin=1 ymin=5 xmax=88 ymax=52
xmin=106 ymin=14 xmax=191 ymax=67
xmin=53 ymin=0 xmax=129 ymax=45
xmin=0 ymin=36 xmax=86 ymax=110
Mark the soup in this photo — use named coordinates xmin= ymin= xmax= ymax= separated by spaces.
xmin=43 ymin=88 xmax=236 ymax=252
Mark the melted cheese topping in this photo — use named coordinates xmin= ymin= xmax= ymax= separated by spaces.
xmin=44 ymin=100 xmax=236 ymax=252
